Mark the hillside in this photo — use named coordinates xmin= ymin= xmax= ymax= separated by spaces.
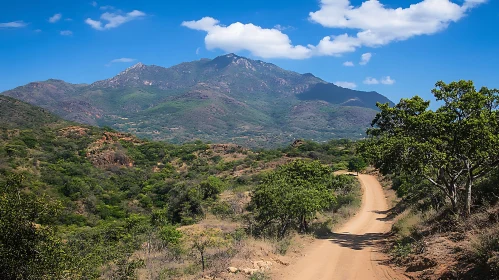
xmin=1 ymin=54 xmax=393 ymax=147
xmin=0 ymin=96 xmax=363 ymax=279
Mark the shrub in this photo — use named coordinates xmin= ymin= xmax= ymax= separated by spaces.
xmin=468 ymin=226 xmax=499 ymax=275
xmin=250 ymin=271 xmax=271 ymax=280
xmin=211 ymin=201 xmax=234 ymax=219
xmin=275 ymin=238 xmax=292 ymax=255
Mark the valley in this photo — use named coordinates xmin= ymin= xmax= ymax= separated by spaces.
xmin=1 ymin=54 xmax=393 ymax=147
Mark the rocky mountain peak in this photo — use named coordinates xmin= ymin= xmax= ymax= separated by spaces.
xmin=120 ymin=62 xmax=146 ymax=74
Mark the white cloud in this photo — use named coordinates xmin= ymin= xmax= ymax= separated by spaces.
xmin=0 ymin=21 xmax=28 ymax=28
xmin=100 ymin=5 xmax=115 ymax=10
xmin=182 ymin=0 xmax=485 ymax=59
xmin=34 ymin=29 xmax=42 ymax=32
xmin=308 ymin=0 xmax=486 ymax=55
xmin=85 ymin=10 xmax=146 ymax=30
xmin=273 ymin=24 xmax=294 ymax=31
xmin=65 ymin=18 xmax=73 ymax=22
xmin=182 ymin=17 xmax=313 ymax=59
xmin=335 ymin=81 xmax=357 ymax=89
xmin=91 ymin=1 xmax=97 ymax=7
xmin=381 ymin=76 xmax=396 ymax=85
xmin=196 ymin=47 xmax=201 ymax=55
xmin=49 ymin=13 xmax=62 ymax=23
xmin=359 ymin=52 xmax=372 ymax=65
xmin=60 ymin=30 xmax=72 ymax=36
xmin=107 ymin=58 xmax=136 ymax=66
xmin=343 ymin=61 xmax=354 ymax=67
xmin=363 ymin=76 xmax=396 ymax=85
xmin=363 ymin=77 xmax=379 ymax=85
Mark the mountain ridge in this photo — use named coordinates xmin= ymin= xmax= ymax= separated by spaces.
xmin=1 ymin=54 xmax=393 ymax=147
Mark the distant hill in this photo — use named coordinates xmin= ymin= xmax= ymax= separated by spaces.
xmin=1 ymin=53 xmax=393 ymax=147
xmin=0 ymin=95 xmax=65 ymax=128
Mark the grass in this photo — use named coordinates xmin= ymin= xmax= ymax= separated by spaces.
xmin=467 ymin=224 xmax=499 ymax=276
xmin=391 ymin=209 xmax=423 ymax=238
xmin=274 ymin=238 xmax=292 ymax=255
xmin=250 ymin=271 xmax=271 ymax=280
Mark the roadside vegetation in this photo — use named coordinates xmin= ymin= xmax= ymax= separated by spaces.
xmin=360 ymin=80 xmax=499 ymax=279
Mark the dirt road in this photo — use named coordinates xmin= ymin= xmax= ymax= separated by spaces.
xmin=273 ymin=174 xmax=407 ymax=280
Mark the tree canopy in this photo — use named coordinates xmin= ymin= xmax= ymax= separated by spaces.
xmin=360 ymin=80 xmax=499 ymax=215
xmin=348 ymin=157 xmax=367 ymax=175
xmin=251 ymin=160 xmax=336 ymax=237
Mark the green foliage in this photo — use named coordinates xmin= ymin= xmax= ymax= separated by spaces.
xmin=0 ymin=94 xmax=372 ymax=278
xmin=182 ymin=227 xmax=231 ymax=272
xmin=199 ymin=176 xmax=226 ymax=200
xmin=361 ymin=80 xmax=499 ymax=215
xmin=159 ymin=225 xmax=183 ymax=246
xmin=250 ymin=271 xmax=271 ymax=280
xmin=0 ymin=174 xmax=70 ymax=280
xmin=210 ymin=201 xmax=234 ymax=219
xmin=347 ymin=157 xmax=367 ymax=174
xmin=275 ymin=238 xmax=292 ymax=255
xmin=251 ymin=160 xmax=336 ymax=237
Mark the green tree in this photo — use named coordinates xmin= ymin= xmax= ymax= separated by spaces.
xmin=0 ymin=174 xmax=69 ymax=280
xmin=360 ymin=80 xmax=499 ymax=215
xmin=182 ymin=227 xmax=229 ymax=272
xmin=348 ymin=157 xmax=367 ymax=175
xmin=199 ymin=176 xmax=225 ymax=200
xmin=251 ymin=160 xmax=335 ymax=237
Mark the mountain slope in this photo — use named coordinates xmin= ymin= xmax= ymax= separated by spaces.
xmin=1 ymin=54 xmax=392 ymax=146
xmin=0 ymin=95 xmax=65 ymax=128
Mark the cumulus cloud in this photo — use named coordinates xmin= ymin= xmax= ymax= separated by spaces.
xmin=359 ymin=52 xmax=372 ymax=65
xmin=0 ymin=21 xmax=28 ymax=28
xmin=60 ymin=30 xmax=72 ymax=36
xmin=308 ymin=0 xmax=485 ymax=55
xmin=49 ymin=13 xmax=62 ymax=23
xmin=343 ymin=61 xmax=354 ymax=66
xmin=363 ymin=77 xmax=379 ymax=85
xmin=381 ymin=76 xmax=396 ymax=85
xmin=182 ymin=0 xmax=485 ymax=59
xmin=335 ymin=81 xmax=357 ymax=89
xmin=85 ymin=10 xmax=146 ymax=30
xmin=182 ymin=17 xmax=313 ymax=59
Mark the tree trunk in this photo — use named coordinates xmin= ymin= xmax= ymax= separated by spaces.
xmin=450 ymin=184 xmax=458 ymax=213
xmin=201 ymin=251 xmax=205 ymax=271
xmin=465 ymin=180 xmax=473 ymax=216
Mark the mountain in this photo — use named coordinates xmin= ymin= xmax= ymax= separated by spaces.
xmin=0 ymin=95 xmax=65 ymax=128
xmin=1 ymin=53 xmax=393 ymax=147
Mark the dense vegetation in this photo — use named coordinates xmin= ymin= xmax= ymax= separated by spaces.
xmin=0 ymin=96 xmax=361 ymax=279
xmin=361 ymin=80 xmax=499 ymax=278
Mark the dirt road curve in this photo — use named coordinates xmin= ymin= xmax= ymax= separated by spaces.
xmin=273 ymin=174 xmax=408 ymax=280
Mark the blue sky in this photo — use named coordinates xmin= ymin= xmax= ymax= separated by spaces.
xmin=1 ymin=0 xmax=497 ymax=105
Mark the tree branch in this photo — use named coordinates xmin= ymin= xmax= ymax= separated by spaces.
xmin=423 ymin=175 xmax=453 ymax=201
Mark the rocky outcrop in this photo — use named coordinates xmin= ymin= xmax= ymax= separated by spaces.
xmin=85 ymin=132 xmax=141 ymax=168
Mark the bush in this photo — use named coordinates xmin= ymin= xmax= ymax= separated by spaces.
xmin=250 ymin=271 xmax=271 ymax=280
xmin=159 ymin=225 xmax=183 ymax=246
xmin=211 ymin=201 xmax=234 ymax=219
xmin=468 ymin=226 xmax=499 ymax=275
xmin=275 ymin=238 xmax=292 ymax=255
